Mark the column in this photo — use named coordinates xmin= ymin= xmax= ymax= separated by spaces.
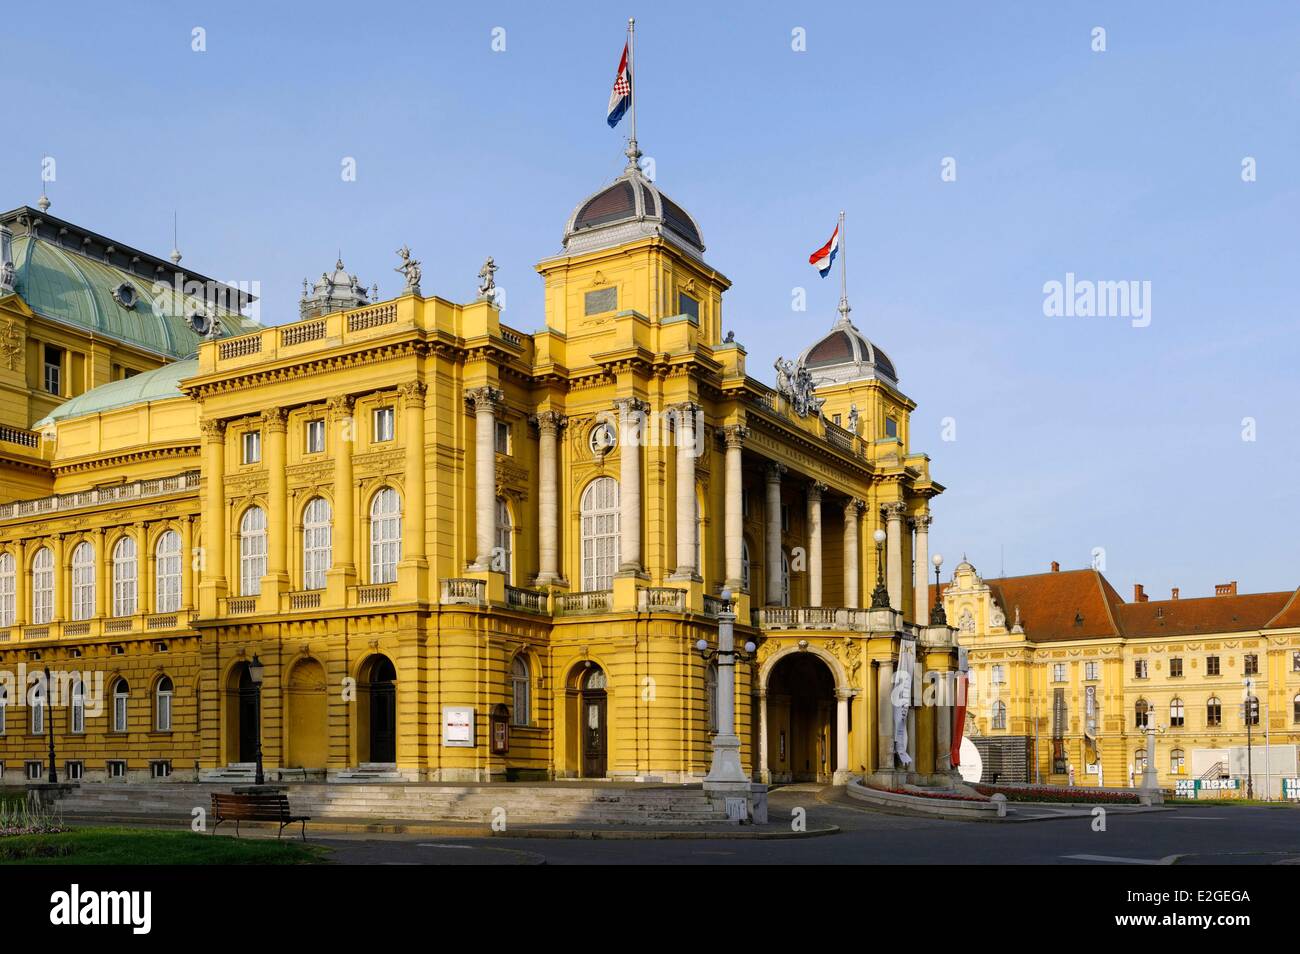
xmin=137 ymin=523 xmax=151 ymax=615
xmin=672 ymin=402 xmax=699 ymax=580
xmin=842 ymin=498 xmax=861 ymax=608
xmin=912 ymin=511 xmax=931 ymax=622
xmin=533 ymin=411 xmax=565 ymax=584
xmin=198 ymin=419 xmax=227 ymax=614
xmin=757 ymin=688 xmax=770 ymax=782
xmin=615 ymin=398 xmax=647 ymax=574
xmin=835 ymin=688 xmax=851 ymax=780
xmin=466 ymin=386 xmax=503 ymax=570
xmin=807 ymin=482 xmax=825 ymax=606
xmin=327 ymin=397 xmax=355 ymax=586
xmin=876 ymin=660 xmax=895 ymax=771
xmin=263 ymin=407 xmax=289 ymax=595
xmin=92 ymin=527 xmax=107 ymax=619
xmin=51 ymin=534 xmax=65 ymax=622
xmin=764 ymin=463 xmax=784 ymax=604
xmin=722 ymin=425 xmax=747 ymax=590
xmin=398 ymin=381 xmax=427 ymax=568
xmin=884 ymin=501 xmax=906 ymax=611
xmin=181 ymin=515 xmax=194 ymax=611
xmin=14 ymin=540 xmax=26 ymax=626
xmin=935 ymin=670 xmax=952 ymax=773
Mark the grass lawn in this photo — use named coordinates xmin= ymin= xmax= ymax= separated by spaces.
xmin=0 ymin=828 xmax=328 ymax=865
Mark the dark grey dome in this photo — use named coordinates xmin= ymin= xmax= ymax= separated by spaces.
xmin=563 ymin=171 xmax=704 ymax=257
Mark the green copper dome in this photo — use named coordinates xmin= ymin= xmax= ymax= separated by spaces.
xmin=34 ymin=358 xmax=198 ymax=427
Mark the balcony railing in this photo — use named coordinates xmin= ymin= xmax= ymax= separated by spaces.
xmin=287 ymin=591 xmax=322 ymax=611
xmin=0 ymin=424 xmax=40 ymax=448
xmin=638 ymin=587 xmax=686 ymax=613
xmin=554 ymin=590 xmax=612 ymax=616
xmin=701 ymin=594 xmax=728 ymax=616
xmin=752 ymin=606 xmax=874 ymax=632
xmin=224 ymin=597 xmax=258 ymax=616
xmin=504 ymin=585 xmax=546 ymax=613
xmin=441 ymin=578 xmax=486 ymax=606
xmin=0 ymin=471 xmax=200 ymax=522
xmin=353 ymin=583 xmax=392 ymax=606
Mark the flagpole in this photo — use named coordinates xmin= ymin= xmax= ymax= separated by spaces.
xmin=837 ymin=210 xmax=849 ymax=324
xmin=626 ymin=17 xmax=640 ymax=173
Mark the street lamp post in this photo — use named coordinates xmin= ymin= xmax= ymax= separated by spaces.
xmin=248 ymin=654 xmax=266 ymax=786
xmin=930 ymin=554 xmax=946 ymax=625
xmin=44 ymin=666 xmax=57 ymax=784
xmin=870 ymin=528 xmax=890 ymax=609
xmin=696 ymin=588 xmax=757 ymax=786
xmin=1244 ymin=677 xmax=1254 ymax=800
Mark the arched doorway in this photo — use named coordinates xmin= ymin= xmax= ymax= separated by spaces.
xmin=564 ymin=663 xmax=609 ymax=778
xmin=285 ymin=658 xmax=328 ymax=768
xmin=358 ymin=655 xmax=397 ymax=764
xmin=766 ymin=653 xmax=836 ymax=783
xmin=225 ymin=662 xmax=259 ymax=764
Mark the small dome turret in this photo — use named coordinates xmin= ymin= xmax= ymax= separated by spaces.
xmin=300 ymin=256 xmax=370 ymax=319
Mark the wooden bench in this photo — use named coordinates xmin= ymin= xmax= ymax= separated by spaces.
xmin=211 ymin=791 xmax=311 ymax=841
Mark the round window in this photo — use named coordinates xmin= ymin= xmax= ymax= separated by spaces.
xmin=112 ymin=283 xmax=138 ymax=309
xmin=589 ymin=421 xmax=617 ymax=455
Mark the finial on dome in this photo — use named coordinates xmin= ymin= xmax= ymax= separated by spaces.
xmin=169 ymin=212 xmax=182 ymax=264
xmin=37 ymin=194 xmax=51 ymax=212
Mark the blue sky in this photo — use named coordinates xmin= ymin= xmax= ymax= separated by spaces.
xmin=6 ymin=1 xmax=1298 ymax=598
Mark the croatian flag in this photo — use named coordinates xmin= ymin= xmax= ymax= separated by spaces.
xmin=607 ymin=43 xmax=632 ymax=128
xmin=808 ymin=223 xmax=839 ymax=277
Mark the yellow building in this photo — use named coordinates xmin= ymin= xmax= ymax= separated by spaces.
xmin=941 ymin=560 xmax=1300 ymax=792
xmin=0 ymin=155 xmax=960 ymax=788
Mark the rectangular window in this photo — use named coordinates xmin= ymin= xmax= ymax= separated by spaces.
xmin=1170 ymin=657 xmax=1183 ymax=678
xmin=30 ymin=695 xmax=44 ymax=735
xmin=884 ymin=418 xmax=898 ymax=438
xmin=584 ymin=287 xmax=617 ymax=316
xmin=305 ymin=419 xmax=325 ymax=454
xmin=1244 ymin=654 xmax=1258 ymax=676
xmin=1134 ymin=658 xmax=1149 ymax=679
xmin=677 ymin=292 xmax=699 ymax=320
xmin=25 ymin=761 xmax=42 ymax=781
xmin=43 ymin=345 xmax=62 ymax=395
xmin=494 ymin=420 xmax=511 ymax=455
xmin=65 ymin=761 xmax=84 ymax=781
xmin=991 ymin=664 xmax=1005 ymax=685
xmin=1207 ymin=655 xmax=1220 ymax=676
xmin=1294 ymin=651 xmax=1300 ymax=673
xmin=242 ymin=430 xmax=261 ymax=464
xmin=373 ymin=407 xmax=395 ymax=442
xmin=1084 ymin=661 xmax=1099 ymax=681
xmin=107 ymin=760 xmax=127 ymax=780
xmin=1052 ymin=663 xmax=1066 ymax=683
xmin=150 ymin=760 xmax=172 ymax=779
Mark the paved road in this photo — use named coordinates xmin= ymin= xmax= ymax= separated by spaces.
xmin=311 ymin=785 xmax=1300 ymax=865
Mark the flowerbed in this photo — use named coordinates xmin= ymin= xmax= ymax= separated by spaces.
xmin=873 ymin=786 xmax=990 ymax=803
xmin=971 ymin=783 xmax=1139 ymax=804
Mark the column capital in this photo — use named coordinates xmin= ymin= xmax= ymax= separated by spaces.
xmin=881 ymin=500 xmax=908 ymax=522
xmin=532 ymin=410 xmax=567 ymax=434
xmin=326 ymin=395 xmax=355 ymax=421
xmin=397 ymin=380 xmax=427 ymax=407
xmin=910 ymin=511 xmax=933 ymax=532
xmin=614 ymin=397 xmax=650 ymax=416
xmin=671 ymin=400 xmax=701 ymax=418
xmin=260 ymin=407 xmax=288 ymax=433
xmin=844 ymin=497 xmax=864 ymax=516
xmin=199 ymin=418 xmax=226 ymax=440
xmin=807 ymin=480 xmax=828 ymax=500
xmin=465 ymin=385 xmax=504 ymax=413
xmin=835 ymin=687 xmax=857 ymax=701
xmin=721 ymin=424 xmax=748 ymax=449
xmin=765 ymin=461 xmax=786 ymax=482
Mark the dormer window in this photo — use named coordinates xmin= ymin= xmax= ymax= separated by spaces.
xmin=112 ymin=282 xmax=138 ymax=309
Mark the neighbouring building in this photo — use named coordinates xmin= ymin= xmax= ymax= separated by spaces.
xmin=0 ymin=145 xmax=961 ymax=786
xmin=940 ymin=561 xmax=1300 ymax=791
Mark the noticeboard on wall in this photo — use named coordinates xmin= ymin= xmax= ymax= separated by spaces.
xmin=443 ymin=706 xmax=475 ymax=747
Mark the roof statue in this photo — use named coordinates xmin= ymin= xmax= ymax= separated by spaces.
xmin=395 ymin=245 xmax=422 ymax=294
xmin=477 ymin=256 xmax=498 ymax=303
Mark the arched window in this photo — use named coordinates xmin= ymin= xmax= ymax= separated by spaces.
xmin=1206 ymin=696 xmax=1222 ymax=727
xmin=70 ymin=541 xmax=95 ymax=621
xmin=155 ymin=676 xmax=174 ymax=732
xmin=369 ymin=488 xmax=401 ymax=584
xmin=31 ymin=546 xmax=53 ymax=625
xmin=580 ymin=477 xmax=619 ymax=591
xmin=740 ymin=537 xmax=751 ymax=591
xmin=302 ymin=497 xmax=333 ymax=591
xmin=155 ymin=530 xmax=182 ymax=613
xmin=495 ymin=498 xmax=512 ymax=582
xmin=70 ymin=677 xmax=84 ymax=734
xmin=510 ymin=655 xmax=530 ymax=727
xmin=111 ymin=678 xmax=130 ymax=733
xmin=112 ymin=536 xmax=137 ymax=617
xmin=30 ymin=679 xmax=44 ymax=735
xmin=705 ymin=662 xmax=719 ymax=732
xmin=1169 ymin=697 xmax=1185 ymax=728
xmin=1170 ymin=748 xmax=1185 ymax=775
xmin=239 ymin=506 xmax=267 ymax=596
xmin=993 ymin=700 xmax=1007 ymax=729
xmin=0 ymin=551 xmax=16 ymax=627
xmin=1244 ymin=695 xmax=1260 ymax=726
xmin=1135 ymin=698 xmax=1150 ymax=729
xmin=1294 ymin=693 xmax=1300 ymax=724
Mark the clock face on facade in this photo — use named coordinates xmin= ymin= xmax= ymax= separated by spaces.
xmin=589 ymin=421 xmax=617 ymax=455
